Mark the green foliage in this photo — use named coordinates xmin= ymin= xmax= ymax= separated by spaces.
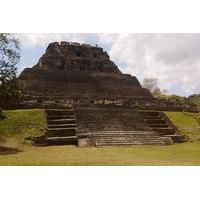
xmin=142 ymin=78 xmax=158 ymax=92
xmin=0 ymin=33 xmax=21 ymax=105
xmin=152 ymin=87 xmax=162 ymax=96
xmin=154 ymin=92 xmax=187 ymax=102
xmin=188 ymin=94 xmax=200 ymax=109
xmin=151 ymin=84 xmax=200 ymax=110
xmin=142 ymin=78 xmax=190 ymax=105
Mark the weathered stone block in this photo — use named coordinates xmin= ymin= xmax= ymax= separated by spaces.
xmin=160 ymin=137 xmax=173 ymax=145
xmin=77 ymin=138 xmax=93 ymax=147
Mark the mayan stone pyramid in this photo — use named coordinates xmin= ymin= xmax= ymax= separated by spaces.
xmin=20 ymin=42 xmax=187 ymax=146
xmin=19 ymin=41 xmax=153 ymax=102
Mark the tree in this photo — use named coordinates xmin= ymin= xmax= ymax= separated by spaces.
xmin=162 ymin=89 xmax=168 ymax=95
xmin=152 ymin=87 xmax=162 ymax=96
xmin=0 ymin=33 xmax=21 ymax=105
xmin=142 ymin=78 xmax=158 ymax=93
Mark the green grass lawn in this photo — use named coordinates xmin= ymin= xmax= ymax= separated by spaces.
xmin=0 ymin=109 xmax=200 ymax=166
xmin=165 ymin=111 xmax=200 ymax=140
xmin=0 ymin=109 xmax=45 ymax=137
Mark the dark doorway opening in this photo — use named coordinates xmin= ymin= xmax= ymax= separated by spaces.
xmin=76 ymin=51 xmax=81 ymax=57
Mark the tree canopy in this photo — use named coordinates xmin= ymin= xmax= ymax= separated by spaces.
xmin=0 ymin=33 xmax=21 ymax=105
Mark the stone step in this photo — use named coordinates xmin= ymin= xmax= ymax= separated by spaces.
xmin=92 ymin=132 xmax=157 ymax=136
xmin=95 ymin=138 xmax=163 ymax=142
xmin=143 ymin=116 xmax=162 ymax=120
xmin=46 ymin=109 xmax=74 ymax=111
xmin=78 ymin=123 xmax=138 ymax=125
xmin=32 ymin=135 xmax=77 ymax=146
xmin=94 ymin=139 xmax=163 ymax=143
xmin=47 ymin=123 xmax=77 ymax=128
xmin=91 ymin=130 xmax=167 ymax=146
xmin=47 ymin=119 xmax=77 ymax=125
xmin=95 ymin=141 xmax=165 ymax=146
xmin=81 ymin=128 xmax=138 ymax=132
xmin=91 ymin=131 xmax=156 ymax=134
xmin=84 ymin=124 xmax=135 ymax=127
xmin=152 ymin=127 xmax=175 ymax=134
xmin=81 ymin=126 xmax=137 ymax=129
xmin=93 ymin=136 xmax=159 ymax=139
xmin=139 ymin=111 xmax=160 ymax=117
xmin=93 ymin=137 xmax=160 ymax=141
xmin=94 ymin=138 xmax=164 ymax=142
xmin=149 ymin=124 xmax=168 ymax=128
xmin=77 ymin=116 xmax=141 ymax=119
xmin=146 ymin=119 xmax=166 ymax=124
xmin=46 ymin=109 xmax=74 ymax=115
xmin=47 ymin=115 xmax=75 ymax=119
xmin=166 ymin=134 xmax=189 ymax=143
xmin=46 ymin=127 xmax=77 ymax=136
xmin=78 ymin=124 xmax=119 ymax=127
xmin=47 ymin=127 xmax=77 ymax=131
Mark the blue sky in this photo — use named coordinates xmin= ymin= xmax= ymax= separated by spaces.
xmin=17 ymin=33 xmax=200 ymax=97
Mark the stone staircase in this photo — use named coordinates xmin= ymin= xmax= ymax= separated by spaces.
xmin=139 ymin=110 xmax=187 ymax=143
xmin=139 ymin=110 xmax=176 ymax=135
xmin=32 ymin=108 xmax=78 ymax=146
xmin=75 ymin=108 xmax=149 ymax=133
xmin=75 ymin=107 xmax=187 ymax=146
xmin=46 ymin=109 xmax=77 ymax=137
xmin=32 ymin=107 xmax=187 ymax=146
xmin=90 ymin=131 xmax=166 ymax=147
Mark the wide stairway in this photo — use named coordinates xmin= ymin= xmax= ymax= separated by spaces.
xmin=32 ymin=107 xmax=187 ymax=146
xmin=75 ymin=107 xmax=188 ymax=146
xmin=75 ymin=107 xmax=178 ymax=146
xmin=91 ymin=131 xmax=166 ymax=147
xmin=75 ymin=108 xmax=149 ymax=133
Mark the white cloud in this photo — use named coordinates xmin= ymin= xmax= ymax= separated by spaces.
xmin=16 ymin=33 xmax=200 ymax=96
xmin=102 ymin=33 xmax=200 ymax=96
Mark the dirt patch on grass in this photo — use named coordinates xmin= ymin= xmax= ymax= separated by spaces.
xmin=0 ymin=146 xmax=22 ymax=155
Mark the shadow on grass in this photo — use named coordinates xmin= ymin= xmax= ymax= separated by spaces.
xmin=0 ymin=146 xmax=23 ymax=155
xmin=0 ymin=112 xmax=6 ymax=121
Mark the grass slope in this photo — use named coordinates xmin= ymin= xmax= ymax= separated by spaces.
xmin=0 ymin=109 xmax=199 ymax=166
xmin=0 ymin=109 xmax=45 ymax=137
xmin=165 ymin=112 xmax=200 ymax=140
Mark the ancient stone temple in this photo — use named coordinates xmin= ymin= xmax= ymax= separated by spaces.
xmin=20 ymin=41 xmax=187 ymax=146
xmin=19 ymin=41 xmax=154 ymax=106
